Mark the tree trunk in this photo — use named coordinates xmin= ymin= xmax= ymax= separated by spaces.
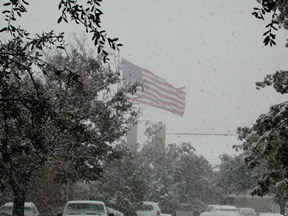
xmin=13 ymin=186 xmax=26 ymax=216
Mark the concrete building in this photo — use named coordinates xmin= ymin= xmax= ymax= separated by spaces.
xmin=127 ymin=124 xmax=138 ymax=150
xmin=126 ymin=122 xmax=166 ymax=152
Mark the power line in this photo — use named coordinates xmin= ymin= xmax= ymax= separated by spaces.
xmin=166 ymin=132 xmax=237 ymax=136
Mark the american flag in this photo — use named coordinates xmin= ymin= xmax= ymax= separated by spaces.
xmin=122 ymin=58 xmax=186 ymax=117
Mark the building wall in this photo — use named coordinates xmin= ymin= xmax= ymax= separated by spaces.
xmin=126 ymin=122 xmax=166 ymax=152
xmin=127 ymin=124 xmax=137 ymax=150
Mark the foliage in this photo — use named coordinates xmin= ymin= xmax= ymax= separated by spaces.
xmin=138 ymin=123 xmax=221 ymax=213
xmin=79 ymin=145 xmax=146 ymax=216
xmin=256 ymin=70 xmax=288 ymax=93
xmin=138 ymin=141 xmax=178 ymax=214
xmin=215 ymin=154 xmax=257 ymax=196
xmin=25 ymin=166 xmax=69 ymax=216
xmin=137 ymin=133 xmax=217 ymax=215
xmin=252 ymin=0 xmax=288 ymax=46
xmin=69 ymin=124 xmax=220 ymax=216
xmin=1 ymin=1 xmax=132 ymax=215
xmin=237 ymin=71 xmax=288 ymax=204
xmin=0 ymin=45 xmax=137 ymax=216
xmin=165 ymin=143 xmax=216 ymax=212
xmin=1 ymin=0 xmax=121 ymax=62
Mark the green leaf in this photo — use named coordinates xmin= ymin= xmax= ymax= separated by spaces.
xmin=270 ymin=40 xmax=276 ymax=46
xmin=271 ymin=25 xmax=278 ymax=31
xmin=263 ymin=36 xmax=270 ymax=46
xmin=55 ymin=70 xmax=63 ymax=76
xmin=22 ymin=0 xmax=29 ymax=5
xmin=57 ymin=46 xmax=65 ymax=49
xmin=263 ymin=31 xmax=269 ymax=36
xmin=57 ymin=16 xmax=63 ymax=24
xmin=0 ymin=27 xmax=8 ymax=32
xmin=265 ymin=23 xmax=271 ymax=28
xmin=3 ymin=2 xmax=11 ymax=6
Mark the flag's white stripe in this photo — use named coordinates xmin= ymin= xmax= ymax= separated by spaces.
xmin=137 ymin=83 xmax=185 ymax=104
xmin=128 ymin=96 xmax=184 ymax=116
xmin=143 ymin=77 xmax=186 ymax=99
xmin=142 ymin=74 xmax=186 ymax=100
xmin=142 ymin=70 xmax=186 ymax=98
xmin=122 ymin=82 xmax=185 ymax=108
xmin=122 ymin=59 xmax=186 ymax=116
xmin=133 ymin=88 xmax=185 ymax=110
xmin=136 ymin=83 xmax=185 ymax=106
xmin=142 ymin=74 xmax=186 ymax=99
xmin=142 ymin=68 xmax=182 ymax=90
xmin=127 ymin=95 xmax=184 ymax=116
xmin=131 ymin=93 xmax=185 ymax=112
xmin=127 ymin=91 xmax=185 ymax=112
xmin=125 ymin=81 xmax=186 ymax=107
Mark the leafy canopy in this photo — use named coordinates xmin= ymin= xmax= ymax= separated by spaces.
xmin=0 ymin=1 xmax=137 ymax=216
xmin=1 ymin=0 xmax=122 ymax=62
xmin=253 ymin=0 xmax=288 ymax=46
xmin=237 ymin=71 xmax=288 ymax=197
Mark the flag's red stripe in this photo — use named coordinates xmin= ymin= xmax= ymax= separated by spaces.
xmin=132 ymin=90 xmax=185 ymax=110
xmin=143 ymin=78 xmax=186 ymax=100
xmin=142 ymin=71 xmax=186 ymax=97
xmin=128 ymin=91 xmax=185 ymax=112
xmin=142 ymin=69 xmax=184 ymax=91
xmin=139 ymin=80 xmax=186 ymax=104
xmin=122 ymin=59 xmax=186 ymax=116
xmin=127 ymin=96 xmax=184 ymax=116
xmin=123 ymin=82 xmax=185 ymax=106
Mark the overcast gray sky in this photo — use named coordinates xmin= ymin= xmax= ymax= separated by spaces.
xmin=3 ymin=0 xmax=288 ymax=165
xmin=100 ymin=0 xmax=288 ymax=165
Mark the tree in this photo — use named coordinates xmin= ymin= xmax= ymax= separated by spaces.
xmin=1 ymin=0 xmax=122 ymax=62
xmin=138 ymin=141 xmax=178 ymax=214
xmin=25 ymin=165 xmax=69 ymax=216
xmin=0 ymin=45 xmax=137 ymax=216
xmin=1 ymin=1 xmax=133 ymax=215
xmin=237 ymin=70 xmax=288 ymax=214
xmin=78 ymin=145 xmax=146 ymax=216
xmin=166 ymin=143 xmax=217 ymax=210
xmin=137 ymin=134 xmax=217 ymax=215
xmin=55 ymin=124 xmax=221 ymax=216
xmin=215 ymin=154 xmax=257 ymax=196
xmin=252 ymin=0 xmax=288 ymax=46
